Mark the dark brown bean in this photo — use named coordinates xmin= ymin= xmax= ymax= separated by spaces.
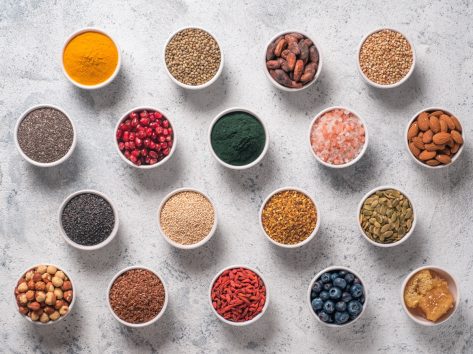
xmin=288 ymin=41 xmax=300 ymax=55
xmin=274 ymin=38 xmax=288 ymax=57
xmin=266 ymin=42 xmax=276 ymax=61
xmin=299 ymin=40 xmax=309 ymax=63
xmin=281 ymin=49 xmax=290 ymax=59
xmin=287 ymin=52 xmax=296 ymax=71
xmin=266 ymin=60 xmax=280 ymax=69
xmin=309 ymin=46 xmax=319 ymax=63
xmin=270 ymin=69 xmax=292 ymax=87
xmin=293 ymin=60 xmax=304 ymax=81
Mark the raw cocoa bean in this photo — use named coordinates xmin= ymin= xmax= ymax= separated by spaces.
xmin=266 ymin=42 xmax=276 ymax=61
xmin=300 ymin=62 xmax=317 ymax=83
xmin=293 ymin=60 xmax=304 ymax=81
xmin=287 ymin=52 xmax=296 ymax=70
xmin=289 ymin=32 xmax=304 ymax=40
xmin=266 ymin=60 xmax=280 ymax=69
xmin=284 ymin=34 xmax=298 ymax=44
xmin=274 ymin=38 xmax=288 ymax=57
xmin=281 ymin=49 xmax=290 ymax=60
xmin=270 ymin=69 xmax=292 ymax=87
xmin=290 ymin=81 xmax=303 ymax=88
xmin=299 ymin=40 xmax=309 ymax=63
xmin=304 ymin=38 xmax=313 ymax=47
xmin=280 ymin=59 xmax=290 ymax=72
xmin=309 ymin=46 xmax=319 ymax=63
xmin=288 ymin=41 xmax=300 ymax=55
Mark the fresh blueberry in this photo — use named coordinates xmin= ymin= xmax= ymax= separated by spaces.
xmin=347 ymin=300 xmax=363 ymax=317
xmin=329 ymin=287 xmax=342 ymax=300
xmin=323 ymin=283 xmax=332 ymax=291
xmin=350 ymin=284 xmax=364 ymax=298
xmin=323 ymin=300 xmax=335 ymax=314
xmin=345 ymin=283 xmax=352 ymax=291
xmin=344 ymin=273 xmax=355 ymax=284
xmin=330 ymin=272 xmax=339 ymax=282
xmin=319 ymin=291 xmax=329 ymax=301
xmin=334 ymin=311 xmax=350 ymax=324
xmin=333 ymin=278 xmax=347 ymax=289
xmin=320 ymin=273 xmax=331 ymax=283
xmin=360 ymin=295 xmax=365 ymax=304
xmin=342 ymin=292 xmax=352 ymax=303
xmin=312 ymin=281 xmax=323 ymax=294
xmin=353 ymin=277 xmax=361 ymax=284
xmin=338 ymin=270 xmax=347 ymax=276
xmin=335 ymin=301 xmax=347 ymax=312
xmin=311 ymin=298 xmax=324 ymax=311
xmin=318 ymin=311 xmax=330 ymax=322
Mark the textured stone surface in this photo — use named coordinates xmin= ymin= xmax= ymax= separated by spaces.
xmin=1 ymin=0 xmax=472 ymax=353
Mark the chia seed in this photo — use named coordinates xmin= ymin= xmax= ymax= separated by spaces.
xmin=17 ymin=107 xmax=74 ymax=163
xmin=61 ymin=193 xmax=115 ymax=246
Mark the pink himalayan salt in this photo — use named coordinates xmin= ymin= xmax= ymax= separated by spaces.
xmin=310 ymin=109 xmax=366 ymax=165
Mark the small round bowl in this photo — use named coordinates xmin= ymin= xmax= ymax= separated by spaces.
xmin=357 ymin=27 xmax=415 ymax=89
xmin=405 ymin=107 xmax=465 ymax=169
xmin=107 ymin=265 xmax=168 ymax=328
xmin=263 ymin=30 xmax=323 ymax=92
xmin=58 ymin=190 xmax=119 ymax=251
xmin=357 ymin=185 xmax=416 ymax=248
xmin=163 ymin=27 xmax=224 ymax=90
xmin=307 ymin=266 xmax=367 ymax=328
xmin=61 ymin=27 xmax=121 ymax=90
xmin=114 ymin=106 xmax=177 ymax=169
xmin=308 ymin=106 xmax=368 ymax=168
xmin=401 ymin=265 xmax=459 ymax=326
xmin=157 ymin=187 xmax=218 ymax=250
xmin=208 ymin=107 xmax=269 ymax=170
xmin=14 ymin=264 xmax=76 ymax=325
xmin=259 ymin=187 xmax=320 ymax=248
xmin=14 ymin=104 xmax=77 ymax=167
xmin=209 ymin=265 xmax=269 ymax=326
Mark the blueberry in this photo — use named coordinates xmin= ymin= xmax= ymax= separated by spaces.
xmin=353 ymin=277 xmax=361 ymax=285
xmin=318 ymin=311 xmax=330 ymax=322
xmin=330 ymin=272 xmax=339 ymax=282
xmin=319 ymin=291 xmax=329 ymax=301
xmin=333 ymin=278 xmax=347 ymax=289
xmin=344 ymin=273 xmax=355 ymax=284
xmin=312 ymin=281 xmax=323 ymax=294
xmin=323 ymin=300 xmax=335 ymax=314
xmin=342 ymin=292 xmax=352 ymax=303
xmin=329 ymin=287 xmax=342 ymax=300
xmin=335 ymin=301 xmax=347 ymax=312
xmin=320 ymin=273 xmax=331 ymax=283
xmin=323 ymin=283 xmax=332 ymax=291
xmin=311 ymin=298 xmax=324 ymax=311
xmin=347 ymin=300 xmax=363 ymax=317
xmin=350 ymin=284 xmax=364 ymax=298
xmin=334 ymin=311 xmax=350 ymax=324
xmin=338 ymin=270 xmax=347 ymax=276
xmin=360 ymin=295 xmax=365 ymax=304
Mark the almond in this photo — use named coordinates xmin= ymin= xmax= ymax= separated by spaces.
xmin=432 ymin=132 xmax=451 ymax=145
xmin=436 ymin=154 xmax=452 ymax=164
xmin=407 ymin=122 xmax=419 ymax=140
xmin=451 ymin=143 xmax=460 ymax=154
xmin=450 ymin=116 xmax=462 ymax=132
xmin=430 ymin=110 xmax=444 ymax=117
xmin=439 ymin=116 xmax=449 ymax=132
xmin=422 ymin=130 xmax=433 ymax=144
xmin=419 ymin=150 xmax=436 ymax=161
xmin=412 ymin=137 xmax=425 ymax=150
xmin=424 ymin=143 xmax=445 ymax=151
xmin=426 ymin=159 xmax=441 ymax=166
xmin=417 ymin=112 xmax=430 ymax=131
xmin=408 ymin=142 xmax=421 ymax=157
xmin=450 ymin=130 xmax=463 ymax=145
xmin=441 ymin=114 xmax=455 ymax=130
xmin=429 ymin=115 xmax=440 ymax=133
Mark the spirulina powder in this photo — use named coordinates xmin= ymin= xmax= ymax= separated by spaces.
xmin=210 ymin=111 xmax=266 ymax=166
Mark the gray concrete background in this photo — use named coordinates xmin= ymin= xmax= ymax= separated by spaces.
xmin=1 ymin=0 xmax=472 ymax=353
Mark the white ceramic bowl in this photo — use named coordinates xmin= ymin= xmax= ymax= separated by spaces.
xmin=107 ymin=265 xmax=168 ymax=327
xmin=163 ymin=27 xmax=224 ymax=90
xmin=263 ymin=30 xmax=323 ymax=92
xmin=259 ymin=187 xmax=321 ymax=248
xmin=14 ymin=263 xmax=76 ymax=325
xmin=307 ymin=266 xmax=367 ymax=328
xmin=114 ymin=106 xmax=176 ymax=169
xmin=357 ymin=27 xmax=415 ymax=89
xmin=357 ymin=186 xmax=416 ymax=248
xmin=405 ymin=107 xmax=465 ymax=169
xmin=208 ymin=107 xmax=269 ymax=170
xmin=157 ymin=187 xmax=218 ymax=250
xmin=401 ymin=265 xmax=459 ymax=326
xmin=209 ymin=265 xmax=269 ymax=326
xmin=61 ymin=27 xmax=121 ymax=90
xmin=58 ymin=190 xmax=119 ymax=251
xmin=308 ymin=106 xmax=369 ymax=168
xmin=14 ymin=104 xmax=77 ymax=167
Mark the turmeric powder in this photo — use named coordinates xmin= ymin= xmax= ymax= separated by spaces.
xmin=63 ymin=31 xmax=119 ymax=86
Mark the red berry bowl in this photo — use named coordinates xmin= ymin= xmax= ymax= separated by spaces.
xmin=115 ymin=107 xmax=176 ymax=169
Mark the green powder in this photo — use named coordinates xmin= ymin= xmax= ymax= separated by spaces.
xmin=210 ymin=111 xmax=266 ymax=166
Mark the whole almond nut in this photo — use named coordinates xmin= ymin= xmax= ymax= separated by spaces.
xmin=407 ymin=122 xmax=419 ymax=139
xmin=425 ymin=143 xmax=445 ymax=151
xmin=451 ymin=143 xmax=460 ymax=154
xmin=417 ymin=112 xmax=430 ymax=131
xmin=408 ymin=142 xmax=421 ymax=157
xmin=441 ymin=115 xmax=455 ymax=130
xmin=419 ymin=150 xmax=436 ymax=161
xmin=430 ymin=110 xmax=444 ymax=117
xmin=426 ymin=159 xmax=441 ymax=166
xmin=450 ymin=130 xmax=463 ymax=145
xmin=439 ymin=116 xmax=449 ymax=132
xmin=422 ymin=130 xmax=433 ymax=144
xmin=436 ymin=154 xmax=452 ymax=164
xmin=450 ymin=116 xmax=462 ymax=132
xmin=432 ymin=132 xmax=451 ymax=145
xmin=412 ymin=137 xmax=425 ymax=150
xmin=429 ymin=116 xmax=440 ymax=133
xmin=446 ymin=138 xmax=454 ymax=148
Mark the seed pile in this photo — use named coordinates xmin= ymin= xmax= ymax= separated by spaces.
xmin=261 ymin=190 xmax=317 ymax=245
xmin=165 ymin=28 xmax=221 ymax=86
xmin=109 ymin=269 xmax=165 ymax=324
xmin=359 ymin=189 xmax=413 ymax=244
xmin=17 ymin=107 xmax=74 ymax=163
xmin=407 ymin=110 xmax=463 ymax=166
xmin=160 ymin=191 xmax=215 ymax=245
xmin=211 ymin=267 xmax=266 ymax=322
xmin=61 ymin=193 xmax=115 ymax=246
xmin=359 ymin=29 xmax=413 ymax=85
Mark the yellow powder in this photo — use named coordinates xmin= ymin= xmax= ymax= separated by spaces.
xmin=63 ymin=31 xmax=118 ymax=86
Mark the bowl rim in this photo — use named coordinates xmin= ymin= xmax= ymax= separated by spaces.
xmin=308 ymin=106 xmax=369 ymax=168
xmin=357 ymin=27 xmax=416 ymax=89
xmin=208 ymin=107 xmax=269 ymax=170
xmin=61 ymin=27 xmax=121 ymax=90
xmin=307 ymin=265 xmax=368 ymax=327
xmin=263 ymin=29 xmax=323 ymax=92
xmin=14 ymin=104 xmax=77 ymax=167
xmin=58 ymin=189 xmax=119 ymax=251
xmin=14 ymin=263 xmax=76 ymax=325
xmin=157 ymin=187 xmax=218 ymax=250
xmin=114 ymin=106 xmax=177 ymax=169
xmin=106 ymin=265 xmax=169 ymax=327
xmin=400 ymin=265 xmax=460 ymax=326
xmin=259 ymin=186 xmax=321 ymax=248
xmin=404 ymin=107 xmax=465 ymax=169
xmin=356 ymin=185 xmax=416 ymax=248
xmin=163 ymin=26 xmax=224 ymax=90
xmin=208 ymin=264 xmax=269 ymax=326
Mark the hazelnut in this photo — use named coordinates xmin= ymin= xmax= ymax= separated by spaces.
xmin=17 ymin=282 xmax=28 ymax=293
xmin=62 ymin=281 xmax=72 ymax=291
xmin=44 ymin=306 xmax=55 ymax=315
xmin=34 ymin=281 xmax=46 ymax=291
xmin=30 ymin=311 xmax=40 ymax=321
xmin=41 ymin=273 xmax=52 ymax=282
xmin=27 ymin=279 xmax=35 ymax=290
xmin=18 ymin=306 xmax=29 ymax=315
xmin=25 ymin=290 xmax=35 ymax=301
xmin=25 ymin=271 xmax=34 ymax=281
xmin=46 ymin=282 xmax=54 ymax=292
xmin=47 ymin=265 xmax=57 ymax=275
xmin=36 ymin=265 xmax=47 ymax=274
xmin=45 ymin=292 xmax=56 ymax=306
xmin=51 ymin=276 xmax=63 ymax=288
xmin=35 ymin=291 xmax=46 ymax=303
xmin=27 ymin=302 xmax=41 ymax=311
xmin=39 ymin=312 xmax=49 ymax=323
xmin=59 ymin=305 xmax=69 ymax=315
xmin=63 ymin=290 xmax=73 ymax=303
xmin=17 ymin=294 xmax=28 ymax=304
xmin=54 ymin=288 xmax=63 ymax=299
xmin=32 ymin=272 xmax=42 ymax=282
xmin=55 ymin=271 xmax=65 ymax=280
xmin=55 ymin=300 xmax=65 ymax=310
xmin=50 ymin=311 xmax=61 ymax=321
